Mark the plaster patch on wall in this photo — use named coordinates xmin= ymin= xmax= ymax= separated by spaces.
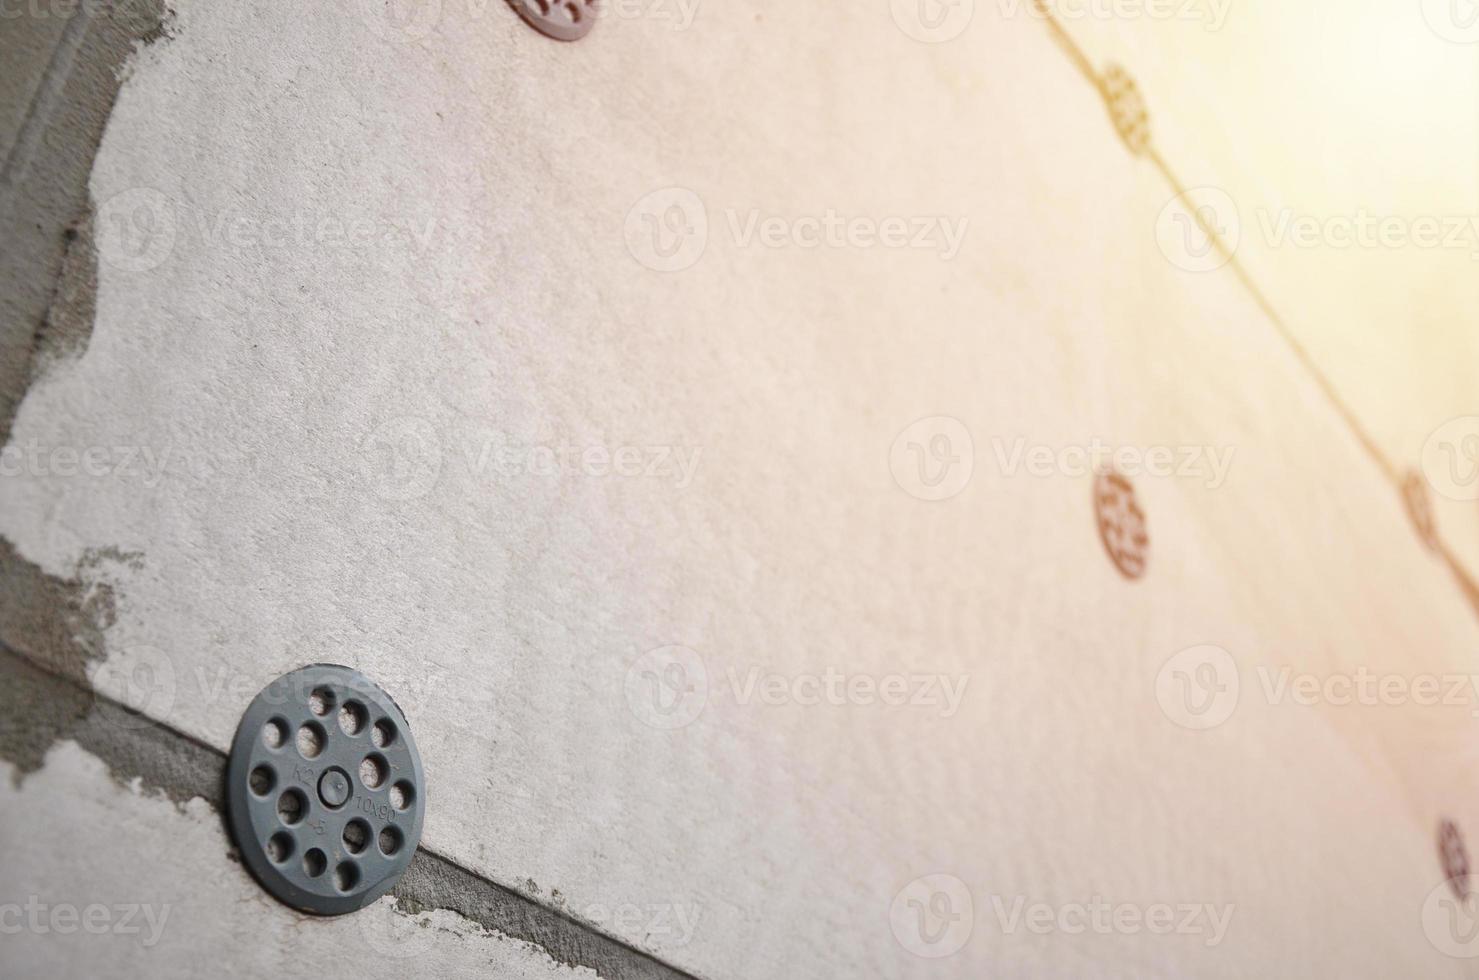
xmin=0 ymin=0 xmax=166 ymax=778
xmin=0 ymin=644 xmax=94 ymax=783
xmin=0 ymin=644 xmax=211 ymax=805
xmin=27 ymin=218 xmax=100 ymax=380
xmin=0 ymin=0 xmax=170 ymax=445
xmin=0 ymin=537 xmax=137 ymax=683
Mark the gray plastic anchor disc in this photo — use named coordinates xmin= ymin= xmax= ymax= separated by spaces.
xmin=226 ymin=664 xmax=426 ymax=915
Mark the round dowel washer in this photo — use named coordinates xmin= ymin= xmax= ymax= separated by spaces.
xmin=226 ymin=664 xmax=426 ymax=915
xmin=505 ymin=0 xmax=598 ymax=41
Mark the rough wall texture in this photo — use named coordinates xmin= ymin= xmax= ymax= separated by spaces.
xmin=2 ymin=1 xmax=1479 ymax=978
